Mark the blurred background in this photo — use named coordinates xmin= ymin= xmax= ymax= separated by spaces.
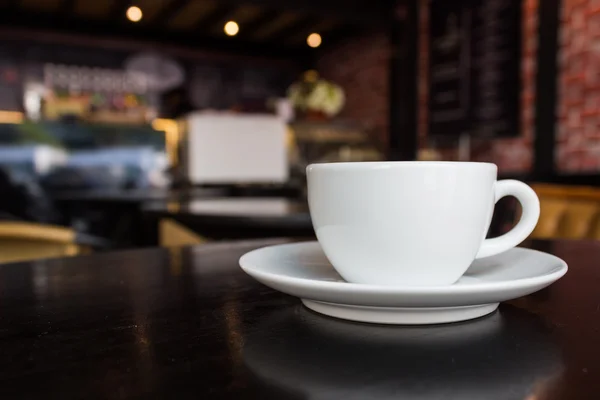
xmin=0 ymin=0 xmax=597 ymax=262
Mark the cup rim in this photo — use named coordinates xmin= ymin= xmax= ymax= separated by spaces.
xmin=307 ymin=161 xmax=498 ymax=172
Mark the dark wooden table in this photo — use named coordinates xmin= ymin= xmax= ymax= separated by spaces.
xmin=143 ymin=198 xmax=314 ymax=241
xmin=0 ymin=239 xmax=598 ymax=399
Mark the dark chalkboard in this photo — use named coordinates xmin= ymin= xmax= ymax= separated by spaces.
xmin=428 ymin=0 xmax=522 ymax=138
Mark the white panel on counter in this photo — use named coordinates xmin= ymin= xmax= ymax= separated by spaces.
xmin=185 ymin=113 xmax=288 ymax=184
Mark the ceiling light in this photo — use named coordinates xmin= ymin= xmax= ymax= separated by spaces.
xmin=126 ymin=6 xmax=143 ymax=22
xmin=224 ymin=21 xmax=239 ymax=36
xmin=307 ymin=33 xmax=322 ymax=48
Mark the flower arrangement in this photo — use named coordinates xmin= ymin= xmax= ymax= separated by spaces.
xmin=287 ymin=71 xmax=345 ymax=118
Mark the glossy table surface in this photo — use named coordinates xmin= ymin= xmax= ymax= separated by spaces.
xmin=0 ymin=239 xmax=598 ymax=399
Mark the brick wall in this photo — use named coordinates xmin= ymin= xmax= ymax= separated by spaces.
xmin=319 ymin=0 xmax=600 ymax=174
xmin=316 ymin=32 xmax=391 ymax=146
xmin=557 ymin=0 xmax=600 ymax=172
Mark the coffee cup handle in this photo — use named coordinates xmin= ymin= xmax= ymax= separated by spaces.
xmin=475 ymin=180 xmax=540 ymax=259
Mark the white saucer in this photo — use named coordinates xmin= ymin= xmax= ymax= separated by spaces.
xmin=239 ymin=241 xmax=568 ymax=325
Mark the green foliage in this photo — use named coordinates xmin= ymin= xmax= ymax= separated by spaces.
xmin=16 ymin=121 xmax=64 ymax=148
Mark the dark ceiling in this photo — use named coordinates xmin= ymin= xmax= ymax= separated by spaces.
xmin=0 ymin=0 xmax=391 ymax=62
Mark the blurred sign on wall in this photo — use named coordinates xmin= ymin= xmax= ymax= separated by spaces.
xmin=428 ymin=0 xmax=522 ymax=138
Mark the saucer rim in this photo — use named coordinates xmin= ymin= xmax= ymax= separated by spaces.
xmin=239 ymin=241 xmax=568 ymax=295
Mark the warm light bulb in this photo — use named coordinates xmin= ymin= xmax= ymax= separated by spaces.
xmin=126 ymin=6 xmax=143 ymax=22
xmin=224 ymin=21 xmax=239 ymax=36
xmin=307 ymin=33 xmax=322 ymax=48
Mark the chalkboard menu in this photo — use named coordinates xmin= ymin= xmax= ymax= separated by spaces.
xmin=428 ymin=0 xmax=522 ymax=138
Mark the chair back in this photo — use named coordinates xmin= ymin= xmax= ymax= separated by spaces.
xmin=529 ymin=184 xmax=600 ymax=240
xmin=0 ymin=222 xmax=90 ymax=264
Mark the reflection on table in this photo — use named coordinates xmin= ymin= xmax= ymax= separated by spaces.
xmin=244 ymin=307 xmax=558 ymax=399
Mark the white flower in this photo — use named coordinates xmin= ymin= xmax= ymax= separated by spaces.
xmin=322 ymin=84 xmax=345 ymax=116
xmin=286 ymin=79 xmax=345 ymax=116
xmin=286 ymin=83 xmax=306 ymax=109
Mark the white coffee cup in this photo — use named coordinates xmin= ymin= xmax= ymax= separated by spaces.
xmin=307 ymin=161 xmax=540 ymax=287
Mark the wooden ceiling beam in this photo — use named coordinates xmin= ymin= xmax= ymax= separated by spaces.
xmin=203 ymin=0 xmax=389 ymax=25
xmin=267 ymin=15 xmax=317 ymax=41
xmin=109 ymin=0 xmax=133 ymax=21
xmin=155 ymin=0 xmax=191 ymax=26
xmin=0 ymin=9 xmax=313 ymax=63
xmin=194 ymin=3 xmax=235 ymax=32
xmin=241 ymin=9 xmax=280 ymax=37
xmin=251 ymin=13 xmax=303 ymax=40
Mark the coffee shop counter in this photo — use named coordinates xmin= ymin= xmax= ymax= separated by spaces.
xmin=51 ymin=187 xmax=226 ymax=248
xmin=142 ymin=197 xmax=314 ymax=247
